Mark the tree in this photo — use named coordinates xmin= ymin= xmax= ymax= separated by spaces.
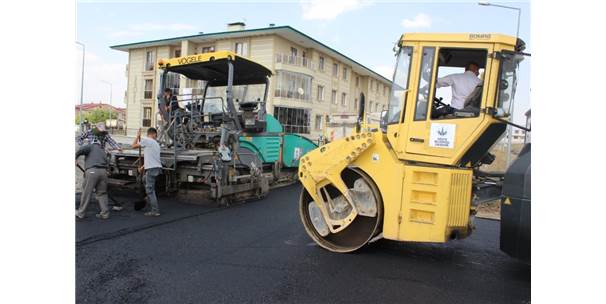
xmin=75 ymin=108 xmax=110 ymax=125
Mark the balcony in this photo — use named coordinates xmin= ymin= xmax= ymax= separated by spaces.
xmin=274 ymin=89 xmax=312 ymax=102
xmin=275 ymin=54 xmax=315 ymax=70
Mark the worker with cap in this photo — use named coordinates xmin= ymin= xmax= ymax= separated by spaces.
xmin=76 ymin=122 xmax=122 ymax=152
xmin=76 ymin=122 xmax=122 ymax=210
xmin=76 ymin=138 xmax=110 ymax=219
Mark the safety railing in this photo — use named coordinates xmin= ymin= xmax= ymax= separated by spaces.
xmin=275 ymin=54 xmax=315 ymax=70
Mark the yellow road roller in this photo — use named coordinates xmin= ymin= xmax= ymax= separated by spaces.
xmin=298 ymin=33 xmax=529 ymax=252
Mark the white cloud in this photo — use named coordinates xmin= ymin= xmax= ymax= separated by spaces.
xmin=374 ymin=64 xmax=394 ymax=80
xmin=85 ymin=51 xmax=100 ymax=62
xmin=130 ymin=23 xmax=195 ymax=31
xmin=401 ymin=13 xmax=432 ymax=29
xmin=301 ymin=0 xmax=373 ymax=21
xmin=108 ymin=23 xmax=195 ymax=38
xmin=108 ymin=31 xmax=144 ymax=38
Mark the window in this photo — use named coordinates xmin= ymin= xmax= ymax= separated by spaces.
xmin=201 ymin=46 xmax=215 ymax=53
xmin=331 ymin=90 xmax=337 ymax=104
xmin=414 ymin=47 xmax=436 ymax=121
xmin=319 ymin=56 xmax=325 ymax=71
xmin=302 ymin=51 xmax=307 ymax=66
xmin=317 ymin=85 xmax=325 ymax=101
xmin=495 ymin=51 xmax=523 ymax=116
xmin=341 ymin=93 xmax=347 ymax=106
xmin=144 ymin=79 xmax=153 ymax=99
xmin=273 ymin=70 xmax=312 ymax=101
xmin=355 ymin=76 xmax=359 ymax=87
xmin=332 ymin=63 xmax=339 ymax=77
xmin=235 ymin=42 xmax=248 ymax=56
xmin=273 ymin=106 xmax=310 ymax=134
xmin=165 ymin=72 xmax=180 ymax=91
xmin=376 ymin=81 xmax=379 ymax=92
xmin=343 ymin=67 xmax=348 ymax=80
xmin=145 ymin=51 xmax=154 ymax=71
xmin=289 ymin=47 xmax=298 ymax=64
xmin=386 ymin=46 xmax=413 ymax=125
xmin=369 ymin=101 xmax=373 ymax=112
xmin=315 ymin=114 xmax=323 ymax=130
xmin=142 ymin=107 xmax=152 ymax=127
xmin=174 ymin=49 xmax=181 ymax=58
xmin=354 ymin=98 xmax=358 ymax=110
xmin=432 ymin=48 xmax=488 ymax=119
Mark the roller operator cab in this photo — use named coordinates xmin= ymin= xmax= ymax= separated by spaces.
xmin=298 ymin=33 xmax=528 ymax=252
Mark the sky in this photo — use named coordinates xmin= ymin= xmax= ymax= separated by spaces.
xmin=76 ymin=0 xmax=530 ymax=123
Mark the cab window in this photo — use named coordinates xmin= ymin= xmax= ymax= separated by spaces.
xmin=385 ymin=46 xmax=413 ymax=125
xmin=413 ymin=47 xmax=436 ymax=121
xmin=431 ymin=48 xmax=487 ymax=120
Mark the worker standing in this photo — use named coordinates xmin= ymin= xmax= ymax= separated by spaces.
xmin=131 ymin=128 xmax=163 ymax=217
xmin=76 ymin=139 xmax=110 ymax=219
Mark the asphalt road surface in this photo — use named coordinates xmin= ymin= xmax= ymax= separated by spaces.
xmin=76 ymin=185 xmax=530 ymax=304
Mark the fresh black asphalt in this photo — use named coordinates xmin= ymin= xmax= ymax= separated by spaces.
xmin=76 ymin=184 xmax=530 ymax=303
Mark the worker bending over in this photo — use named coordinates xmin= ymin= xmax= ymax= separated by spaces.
xmin=76 ymin=122 xmax=122 ymax=151
xmin=131 ymin=128 xmax=163 ymax=217
xmin=76 ymin=139 xmax=110 ymax=219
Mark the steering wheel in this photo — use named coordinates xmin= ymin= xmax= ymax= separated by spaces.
xmin=433 ymin=96 xmax=448 ymax=108
xmin=431 ymin=97 xmax=453 ymax=119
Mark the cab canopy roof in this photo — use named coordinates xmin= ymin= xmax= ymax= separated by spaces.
xmin=159 ymin=50 xmax=272 ymax=86
xmin=400 ymin=33 xmax=519 ymax=46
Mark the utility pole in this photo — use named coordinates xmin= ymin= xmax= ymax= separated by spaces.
xmin=76 ymin=41 xmax=85 ymax=129
xmin=478 ymin=1 xmax=522 ymax=167
xmin=102 ymin=80 xmax=113 ymax=133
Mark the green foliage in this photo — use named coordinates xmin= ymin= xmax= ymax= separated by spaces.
xmin=75 ymin=108 xmax=111 ymax=125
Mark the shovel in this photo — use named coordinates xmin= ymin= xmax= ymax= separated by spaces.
xmin=133 ymin=135 xmax=148 ymax=211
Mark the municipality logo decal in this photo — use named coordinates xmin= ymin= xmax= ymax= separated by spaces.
xmin=438 ymin=127 xmax=447 ymax=136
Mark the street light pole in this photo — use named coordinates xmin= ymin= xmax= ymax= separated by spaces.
xmin=76 ymin=41 xmax=85 ymax=129
xmin=101 ymin=80 xmax=113 ymax=133
xmin=478 ymin=1 xmax=522 ymax=167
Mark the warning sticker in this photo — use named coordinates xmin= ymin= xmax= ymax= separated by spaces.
xmin=429 ymin=123 xmax=456 ymax=149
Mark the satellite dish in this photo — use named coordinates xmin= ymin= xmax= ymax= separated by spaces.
xmin=297 ymin=88 xmax=305 ymax=95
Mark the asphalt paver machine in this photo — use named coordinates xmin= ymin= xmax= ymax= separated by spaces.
xmin=298 ymin=33 xmax=531 ymax=254
xmin=109 ymin=51 xmax=316 ymax=203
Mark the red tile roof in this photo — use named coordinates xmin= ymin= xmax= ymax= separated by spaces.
xmin=75 ymin=103 xmax=125 ymax=112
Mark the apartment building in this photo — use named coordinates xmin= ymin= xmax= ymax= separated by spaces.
xmin=111 ymin=23 xmax=392 ymax=139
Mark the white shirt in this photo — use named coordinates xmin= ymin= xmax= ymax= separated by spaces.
xmin=436 ymin=70 xmax=482 ymax=109
xmin=140 ymin=137 xmax=162 ymax=169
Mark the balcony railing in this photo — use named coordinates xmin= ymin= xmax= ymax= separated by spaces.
xmin=275 ymin=54 xmax=315 ymax=70
xmin=274 ymin=88 xmax=312 ymax=101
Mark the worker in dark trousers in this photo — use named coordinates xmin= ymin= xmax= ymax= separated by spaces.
xmin=76 ymin=139 xmax=110 ymax=219
xmin=131 ymin=128 xmax=163 ymax=217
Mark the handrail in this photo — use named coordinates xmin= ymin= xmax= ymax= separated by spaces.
xmin=275 ymin=53 xmax=315 ymax=70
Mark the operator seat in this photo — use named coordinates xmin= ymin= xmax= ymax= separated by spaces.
xmin=453 ymin=84 xmax=482 ymax=117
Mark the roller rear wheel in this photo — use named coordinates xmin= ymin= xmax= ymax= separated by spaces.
xmin=299 ymin=168 xmax=383 ymax=253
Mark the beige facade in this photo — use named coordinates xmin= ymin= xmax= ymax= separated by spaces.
xmin=112 ymin=25 xmax=391 ymax=140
